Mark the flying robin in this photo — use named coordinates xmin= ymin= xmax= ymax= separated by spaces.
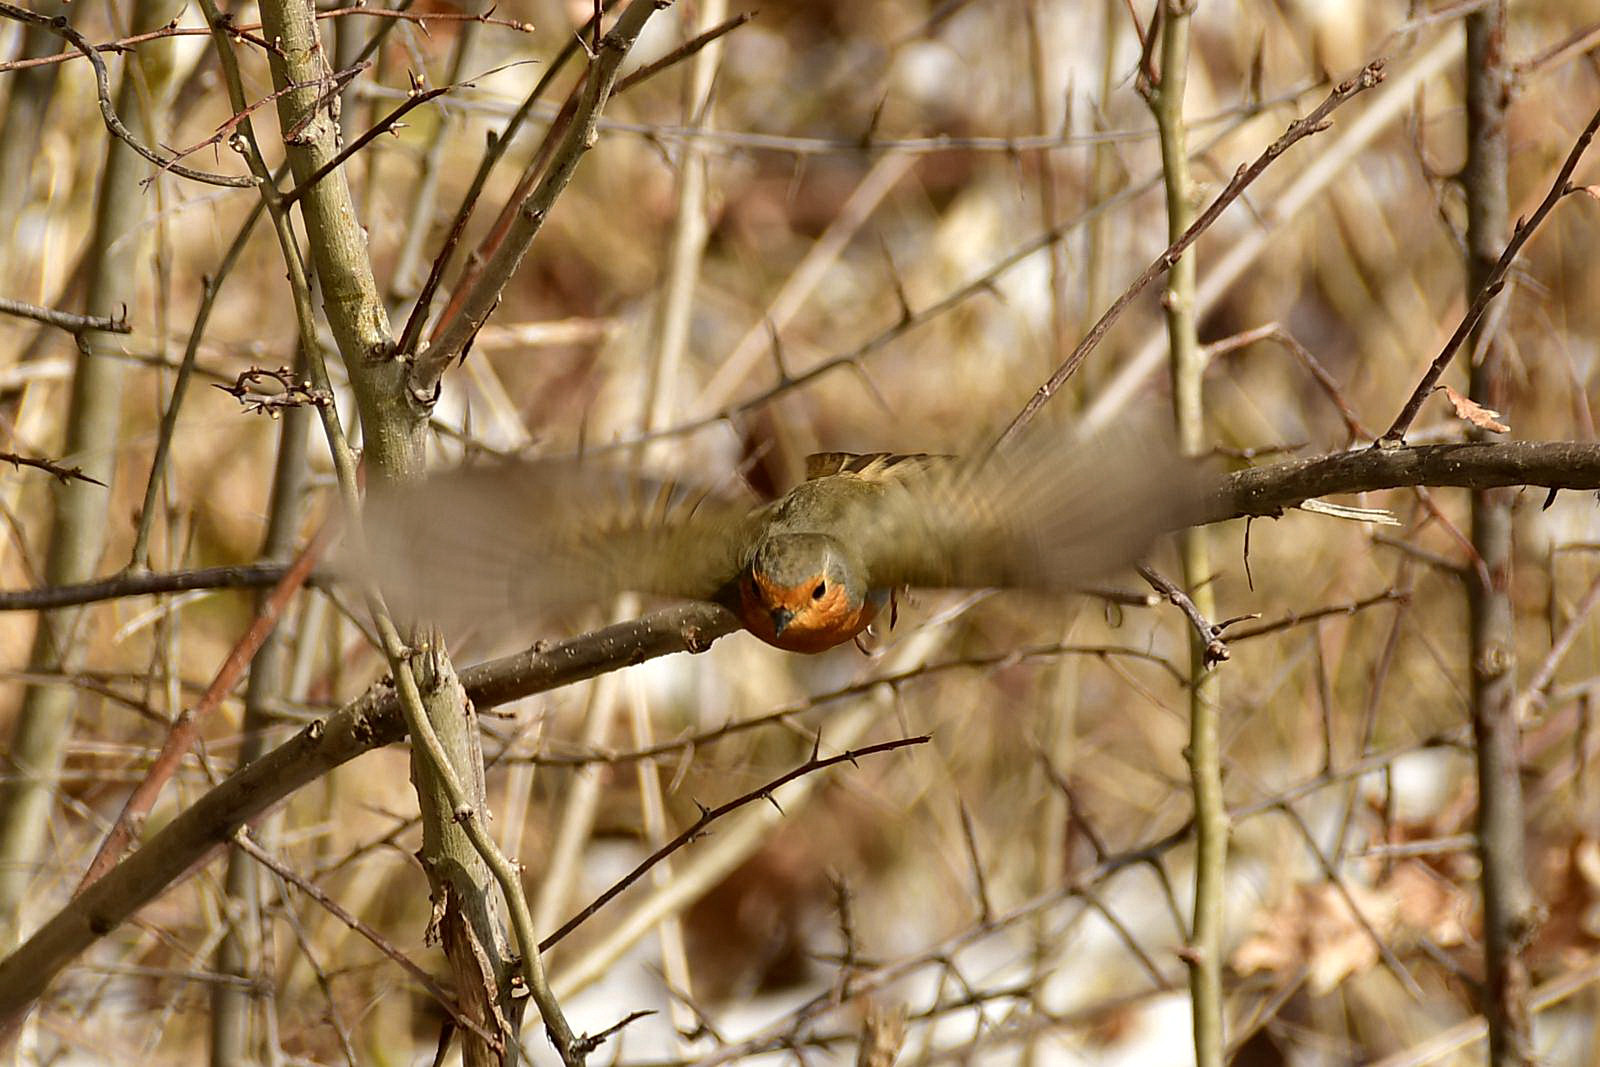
xmin=364 ymin=421 xmax=1199 ymax=653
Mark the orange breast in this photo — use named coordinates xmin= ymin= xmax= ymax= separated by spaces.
xmin=735 ymin=573 xmax=882 ymax=653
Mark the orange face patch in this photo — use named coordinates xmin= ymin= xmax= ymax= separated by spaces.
xmin=736 ymin=571 xmax=880 ymax=653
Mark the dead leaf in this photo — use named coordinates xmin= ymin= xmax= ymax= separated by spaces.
xmin=1232 ymin=864 xmax=1470 ymax=995
xmin=1233 ymin=881 xmax=1392 ymax=994
xmin=1442 ymin=384 xmax=1510 ymax=433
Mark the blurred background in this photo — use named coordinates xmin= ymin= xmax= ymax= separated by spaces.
xmin=4 ymin=0 xmax=1600 ymax=1063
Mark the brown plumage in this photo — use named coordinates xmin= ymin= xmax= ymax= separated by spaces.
xmin=363 ymin=420 xmax=1201 ymax=653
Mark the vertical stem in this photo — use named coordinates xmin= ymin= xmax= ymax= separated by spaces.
xmin=640 ymin=0 xmax=728 ymax=435
xmin=220 ymin=0 xmax=569 ymax=1056
xmin=1145 ymin=4 xmax=1225 ymax=1066
xmin=210 ymin=394 xmax=311 ymax=1065
xmin=1463 ymin=4 xmax=1536 ymax=1063
xmin=1083 ymin=0 xmax=1122 ymax=334
xmin=630 ymin=5 xmax=730 ymax=1028
xmin=1022 ymin=0 xmax=1067 ymax=365
xmin=0 ymin=0 xmax=70 ymax=266
xmin=1023 ymin=648 xmax=1079 ymax=1067
xmin=254 ymin=0 xmax=420 ymax=478
xmin=0 ymin=0 xmax=181 ymax=949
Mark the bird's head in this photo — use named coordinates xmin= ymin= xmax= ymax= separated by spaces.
xmin=740 ymin=533 xmax=869 ymax=650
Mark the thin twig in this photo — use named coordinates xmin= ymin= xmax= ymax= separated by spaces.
xmin=164 ymin=62 xmax=369 ymax=169
xmin=410 ymin=0 xmax=676 ymax=397
xmin=1227 ymin=589 xmax=1407 ymax=641
xmin=232 ymin=830 xmax=515 ymax=1055
xmin=0 ymin=0 xmax=254 ymax=187
xmin=0 ymin=297 xmax=130 ymax=336
xmin=279 ymin=85 xmax=451 ymax=206
xmin=1138 ymin=565 xmax=1230 ymax=668
xmin=1513 ymin=570 xmax=1600 ymax=723
xmin=539 ymin=735 xmax=930 ymax=951
xmin=0 ymin=453 xmax=106 ymax=487
xmin=0 ymin=562 xmax=331 ymax=611
xmin=1379 ymin=96 xmax=1600 ymax=444
xmin=998 ymin=60 xmax=1386 ymax=446
xmin=613 ymin=10 xmax=752 ymax=95
xmin=75 ymin=528 xmax=329 ymax=891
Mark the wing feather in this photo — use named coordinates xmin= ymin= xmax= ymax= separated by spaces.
xmin=803 ymin=451 xmax=950 ymax=482
xmin=855 ymin=420 xmax=1202 ymax=590
xmin=361 ymin=461 xmax=763 ymax=636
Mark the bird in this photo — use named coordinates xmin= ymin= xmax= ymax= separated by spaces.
xmin=362 ymin=420 xmax=1200 ymax=654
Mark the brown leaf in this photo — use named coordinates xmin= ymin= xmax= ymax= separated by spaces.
xmin=1442 ymin=384 xmax=1510 ymax=433
xmin=1232 ymin=865 xmax=1469 ymax=996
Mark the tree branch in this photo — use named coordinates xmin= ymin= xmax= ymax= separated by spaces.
xmin=1206 ymin=440 xmax=1600 ymax=523
xmin=406 ymin=0 xmax=666 ymax=400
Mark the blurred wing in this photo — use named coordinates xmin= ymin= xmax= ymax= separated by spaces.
xmin=855 ymin=418 xmax=1204 ymax=590
xmin=360 ymin=461 xmax=762 ymax=635
xmin=803 ymin=451 xmax=950 ymax=481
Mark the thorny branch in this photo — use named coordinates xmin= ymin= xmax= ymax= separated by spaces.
xmin=0 ymin=297 xmax=130 ymax=336
xmin=1379 ymin=96 xmax=1600 ymax=444
xmin=0 ymin=8 xmax=533 ymax=75
xmin=408 ymin=0 xmax=678 ymax=397
xmin=538 ymin=734 xmax=931 ymax=951
xmin=1138 ymin=565 xmax=1237 ymax=667
xmin=0 ymin=0 xmax=254 ymax=187
xmin=0 ymin=453 xmax=106 ymax=487
xmin=212 ymin=366 xmax=333 ymax=417
xmin=998 ymin=60 xmax=1387 ymax=445
xmin=162 ymin=61 xmax=368 ymax=170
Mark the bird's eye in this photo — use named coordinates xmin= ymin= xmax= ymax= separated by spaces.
xmin=811 ymin=582 xmax=827 ymax=600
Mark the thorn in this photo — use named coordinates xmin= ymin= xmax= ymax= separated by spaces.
xmin=844 ymin=361 xmax=892 ymax=415
xmin=761 ymin=317 xmax=793 ymax=384
xmin=1243 ymin=516 xmax=1255 ymax=591
xmin=878 ymin=234 xmax=914 ymax=324
xmin=859 ymin=93 xmax=887 ymax=149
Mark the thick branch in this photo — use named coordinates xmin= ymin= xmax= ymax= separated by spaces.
xmin=1206 ymin=441 xmax=1600 ymax=522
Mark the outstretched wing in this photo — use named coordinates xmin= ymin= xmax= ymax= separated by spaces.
xmin=848 ymin=419 xmax=1203 ymax=590
xmin=360 ymin=461 xmax=764 ymax=636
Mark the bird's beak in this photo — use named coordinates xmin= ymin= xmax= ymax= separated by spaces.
xmin=770 ymin=607 xmax=794 ymax=636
